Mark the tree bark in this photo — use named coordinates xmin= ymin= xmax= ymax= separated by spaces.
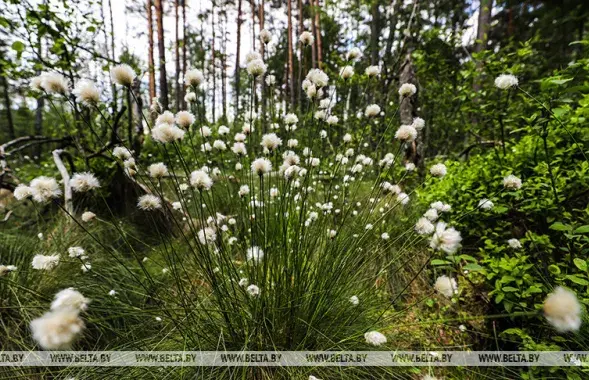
xmin=314 ymin=0 xmax=322 ymax=68
xmin=107 ymin=0 xmax=118 ymax=108
xmin=370 ymin=0 xmax=380 ymax=65
xmin=259 ymin=0 xmax=266 ymax=129
xmin=1 ymin=76 xmax=15 ymax=140
xmin=181 ymin=0 xmax=187 ymax=109
xmin=221 ymin=4 xmax=227 ymax=121
xmin=155 ymin=0 xmax=169 ymax=109
xmin=211 ymin=4 xmax=216 ymax=122
xmin=287 ymin=0 xmax=295 ymax=107
xmin=147 ymin=0 xmax=156 ymax=103
xmin=473 ymin=0 xmax=493 ymax=92
xmin=297 ymin=0 xmax=303 ymax=107
xmin=399 ymin=53 xmax=420 ymax=166
xmin=235 ymin=0 xmax=243 ymax=113
xmin=174 ymin=0 xmax=181 ymax=111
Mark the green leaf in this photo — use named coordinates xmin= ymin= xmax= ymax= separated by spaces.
xmin=495 ymin=294 xmax=504 ymax=304
xmin=548 ymin=265 xmax=561 ymax=275
xmin=431 ymin=259 xmax=450 ymax=266
xmin=573 ymin=225 xmax=589 ymax=234
xmin=565 ymin=275 xmax=589 ymax=286
xmin=464 ymin=263 xmax=484 ymax=271
xmin=573 ymin=258 xmax=587 ymax=272
xmin=502 ymin=286 xmax=518 ymax=292
xmin=549 ymin=222 xmax=570 ymax=231
xmin=11 ymin=40 xmax=25 ymax=52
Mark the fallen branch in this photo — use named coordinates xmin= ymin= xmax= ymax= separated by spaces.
xmin=52 ymin=149 xmax=73 ymax=215
xmin=459 ymin=141 xmax=503 ymax=158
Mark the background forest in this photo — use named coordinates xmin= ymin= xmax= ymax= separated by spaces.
xmin=1 ymin=0 xmax=589 ymax=379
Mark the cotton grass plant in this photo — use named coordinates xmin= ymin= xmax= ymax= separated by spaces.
xmin=2 ymin=38 xmax=585 ymax=380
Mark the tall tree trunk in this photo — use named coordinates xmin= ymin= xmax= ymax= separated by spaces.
xmin=181 ymin=0 xmax=187 ymax=109
xmin=297 ymin=0 xmax=303 ymax=107
xmin=0 ymin=76 xmax=15 ymax=139
xmin=314 ymin=0 xmax=322 ymax=68
xmin=107 ymin=0 xmax=118 ymax=107
xmin=221 ymin=5 xmax=227 ymax=121
xmin=370 ymin=0 xmax=380 ymax=65
xmin=399 ymin=53 xmax=419 ymax=166
xmin=310 ymin=0 xmax=317 ymax=68
xmin=174 ymin=0 xmax=181 ymax=111
xmin=473 ymin=0 xmax=493 ymax=92
xmin=383 ymin=0 xmax=399 ymax=81
xmin=132 ymin=80 xmax=144 ymax=155
xmin=250 ymin=0 xmax=256 ymax=51
xmin=259 ymin=0 xmax=266 ymax=129
xmin=287 ymin=0 xmax=295 ymax=107
xmin=211 ymin=5 xmax=216 ymax=122
xmin=147 ymin=0 xmax=156 ymax=103
xmin=155 ymin=0 xmax=169 ymax=109
xmin=235 ymin=0 xmax=243 ymax=113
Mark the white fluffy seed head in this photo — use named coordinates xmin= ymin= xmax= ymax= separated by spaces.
xmin=32 ymin=254 xmax=60 ymax=270
xmin=365 ymin=104 xmax=381 ymax=117
xmin=429 ymin=222 xmax=462 ymax=254
xmin=412 ymin=117 xmax=425 ymax=131
xmin=543 ymin=286 xmax=582 ymax=333
xmin=14 ymin=184 xmax=33 ymax=200
xmin=70 ymin=172 xmax=100 ymax=192
xmin=247 ymin=59 xmax=267 ymax=76
xmin=175 ymin=111 xmax=195 ymax=128
xmin=251 ymin=158 xmax=272 ymax=175
xmin=364 ymin=331 xmax=387 ymax=346
xmin=148 ymin=163 xmax=169 ymax=179
xmin=503 ymin=174 xmax=522 ymax=190
xmin=284 ymin=113 xmax=299 ymax=125
xmin=340 ymin=66 xmax=354 ymax=79
xmin=110 ymin=64 xmax=136 ymax=86
xmin=434 ymin=275 xmax=458 ymax=298
xmin=190 ymin=170 xmax=213 ymax=190
xmin=73 ymin=80 xmax=100 ymax=105
xmin=30 ymin=308 xmax=84 ymax=350
xmin=51 ymin=288 xmax=90 ymax=312
xmin=213 ymin=140 xmax=227 ymax=151
xmin=494 ymin=74 xmax=518 ymax=89
xmin=185 ymin=68 xmax=204 ymax=87
xmin=261 ymin=133 xmax=282 ymax=151
xmin=137 ymin=194 xmax=162 ymax=210
xmin=151 ymin=123 xmax=185 ymax=143
xmin=299 ymin=31 xmax=314 ymax=45
xmin=81 ymin=211 xmax=96 ymax=222
xmin=398 ymin=83 xmax=417 ymax=97
xmin=394 ymin=125 xmax=417 ymax=141
xmin=430 ymin=163 xmax=447 ymax=177
xmin=260 ymin=29 xmax=272 ymax=44
xmin=306 ymin=69 xmax=329 ymax=87
xmin=113 ymin=146 xmax=132 ymax=160
xmin=39 ymin=72 xmax=70 ymax=94
xmin=30 ymin=176 xmax=61 ymax=203
xmin=346 ymin=47 xmax=362 ymax=61
xmin=155 ymin=111 xmax=175 ymax=126
xmin=232 ymin=142 xmax=247 ymax=156
xmin=365 ymin=65 xmax=381 ymax=77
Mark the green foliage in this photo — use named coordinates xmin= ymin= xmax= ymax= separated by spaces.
xmin=420 ymin=60 xmax=589 ymax=350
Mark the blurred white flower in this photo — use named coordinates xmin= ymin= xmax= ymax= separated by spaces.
xmin=364 ymin=331 xmax=387 ymax=346
xmin=494 ymin=74 xmax=518 ymax=89
xmin=110 ymin=64 xmax=136 ymax=86
xmin=543 ymin=286 xmax=582 ymax=332
xmin=434 ymin=275 xmax=458 ymax=298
